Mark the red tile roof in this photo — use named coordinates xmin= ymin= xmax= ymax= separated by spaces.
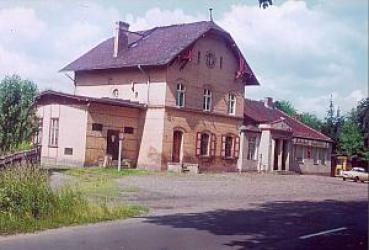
xmin=61 ymin=21 xmax=259 ymax=85
xmin=35 ymin=90 xmax=146 ymax=109
xmin=244 ymin=99 xmax=332 ymax=142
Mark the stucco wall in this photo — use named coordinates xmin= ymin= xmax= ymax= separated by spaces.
xmin=37 ymin=104 xmax=88 ymax=167
xmin=166 ymin=33 xmax=245 ymax=118
xmin=289 ymin=144 xmax=332 ymax=175
xmin=74 ymin=68 xmax=167 ymax=106
xmin=137 ymin=107 xmax=166 ymax=170
xmin=241 ymin=132 xmax=261 ymax=171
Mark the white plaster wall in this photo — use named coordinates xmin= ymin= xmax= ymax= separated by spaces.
xmin=37 ymin=104 xmax=88 ymax=167
xmin=74 ymin=82 xmax=166 ymax=106
xmin=259 ymin=130 xmax=271 ymax=171
xmin=240 ymin=132 xmax=260 ymax=171
xmin=137 ymin=108 xmax=165 ymax=170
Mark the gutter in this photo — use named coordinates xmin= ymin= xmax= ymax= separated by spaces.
xmin=137 ymin=64 xmax=151 ymax=106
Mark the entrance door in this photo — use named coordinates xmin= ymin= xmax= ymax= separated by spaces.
xmin=107 ymin=130 xmax=119 ymax=160
xmin=273 ymin=139 xmax=279 ymax=170
xmin=281 ymin=140 xmax=288 ymax=170
xmin=172 ymin=131 xmax=183 ymax=162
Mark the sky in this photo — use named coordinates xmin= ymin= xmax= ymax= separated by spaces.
xmin=0 ymin=0 xmax=367 ymax=118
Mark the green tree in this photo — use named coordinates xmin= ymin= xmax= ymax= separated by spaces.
xmin=274 ymin=100 xmax=297 ymax=116
xmin=0 ymin=75 xmax=38 ymax=153
xmin=356 ymin=98 xmax=369 ymax=134
xmin=300 ymin=112 xmax=322 ymax=131
xmin=338 ymin=121 xmax=364 ymax=157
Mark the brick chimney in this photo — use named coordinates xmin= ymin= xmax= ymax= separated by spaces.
xmin=113 ymin=21 xmax=130 ymax=58
xmin=264 ymin=97 xmax=273 ymax=108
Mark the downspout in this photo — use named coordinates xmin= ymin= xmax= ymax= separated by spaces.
xmin=137 ymin=64 xmax=150 ymax=106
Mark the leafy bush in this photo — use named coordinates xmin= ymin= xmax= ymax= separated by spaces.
xmin=0 ymin=166 xmax=145 ymax=234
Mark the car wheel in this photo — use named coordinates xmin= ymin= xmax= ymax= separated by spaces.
xmin=354 ymin=176 xmax=359 ymax=182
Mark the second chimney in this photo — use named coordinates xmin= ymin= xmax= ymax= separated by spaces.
xmin=113 ymin=21 xmax=129 ymax=58
xmin=264 ymin=97 xmax=273 ymax=108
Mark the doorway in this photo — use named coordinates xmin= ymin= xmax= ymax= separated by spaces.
xmin=107 ymin=130 xmax=119 ymax=160
xmin=273 ymin=139 xmax=279 ymax=170
xmin=172 ymin=131 xmax=183 ymax=163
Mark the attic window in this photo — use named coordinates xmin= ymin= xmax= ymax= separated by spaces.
xmin=220 ymin=56 xmax=223 ymax=69
xmin=197 ymin=51 xmax=201 ymax=64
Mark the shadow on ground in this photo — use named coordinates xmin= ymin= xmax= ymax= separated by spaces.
xmin=144 ymin=200 xmax=368 ymax=250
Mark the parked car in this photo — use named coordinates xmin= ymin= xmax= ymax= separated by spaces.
xmin=342 ymin=167 xmax=369 ymax=182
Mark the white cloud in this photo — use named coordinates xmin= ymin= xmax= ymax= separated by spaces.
xmin=0 ymin=7 xmax=46 ymax=45
xmin=126 ymin=8 xmax=204 ymax=31
xmin=0 ymin=2 xmax=366 ymax=118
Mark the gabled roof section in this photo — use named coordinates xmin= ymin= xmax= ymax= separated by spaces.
xmin=244 ymin=99 xmax=333 ymax=142
xmin=35 ymin=90 xmax=145 ymax=109
xmin=61 ymin=21 xmax=259 ymax=85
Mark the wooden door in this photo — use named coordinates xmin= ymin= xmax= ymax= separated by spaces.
xmin=172 ymin=131 xmax=183 ymax=162
xmin=107 ymin=130 xmax=119 ymax=160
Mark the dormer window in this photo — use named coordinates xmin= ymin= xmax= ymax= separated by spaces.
xmin=176 ymin=83 xmax=185 ymax=107
xmin=203 ymin=89 xmax=212 ymax=112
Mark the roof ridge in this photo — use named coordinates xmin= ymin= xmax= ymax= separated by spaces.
xmin=134 ymin=20 xmax=210 ymax=33
xmin=274 ymin=108 xmax=332 ymax=141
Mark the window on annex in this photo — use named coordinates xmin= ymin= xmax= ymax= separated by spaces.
xmin=49 ymin=118 xmax=59 ymax=147
xmin=320 ymin=148 xmax=326 ymax=165
xmin=313 ymin=148 xmax=319 ymax=165
xmin=295 ymin=145 xmax=304 ymax=162
xmin=176 ymin=83 xmax=185 ymax=107
xmin=247 ymin=137 xmax=257 ymax=160
xmin=203 ymin=89 xmax=212 ymax=111
xmin=228 ymin=93 xmax=236 ymax=115
xmin=92 ymin=123 xmax=103 ymax=132
xmin=219 ymin=56 xmax=223 ymax=69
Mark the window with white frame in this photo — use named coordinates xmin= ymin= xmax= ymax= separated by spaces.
xmin=228 ymin=93 xmax=236 ymax=115
xmin=49 ymin=118 xmax=59 ymax=147
xmin=247 ymin=137 xmax=257 ymax=160
xmin=203 ymin=89 xmax=212 ymax=111
xmin=320 ymin=148 xmax=326 ymax=165
xmin=313 ymin=148 xmax=319 ymax=165
xmin=176 ymin=83 xmax=185 ymax=107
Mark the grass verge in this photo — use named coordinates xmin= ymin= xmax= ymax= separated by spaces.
xmin=0 ymin=166 xmax=146 ymax=235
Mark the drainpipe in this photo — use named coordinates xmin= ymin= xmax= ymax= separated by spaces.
xmin=137 ymin=64 xmax=150 ymax=105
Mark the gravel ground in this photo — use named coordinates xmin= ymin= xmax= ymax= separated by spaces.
xmin=115 ymin=172 xmax=368 ymax=215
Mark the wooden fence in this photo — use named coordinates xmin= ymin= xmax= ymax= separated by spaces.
xmin=0 ymin=147 xmax=40 ymax=169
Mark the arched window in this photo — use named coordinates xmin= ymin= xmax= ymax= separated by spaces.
xmin=176 ymin=83 xmax=185 ymax=107
xmin=203 ymin=89 xmax=212 ymax=111
xmin=228 ymin=93 xmax=236 ymax=115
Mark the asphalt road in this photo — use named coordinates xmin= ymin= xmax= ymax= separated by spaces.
xmin=0 ymin=174 xmax=367 ymax=250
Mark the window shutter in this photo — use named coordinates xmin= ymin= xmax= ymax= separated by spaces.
xmin=234 ymin=136 xmax=240 ymax=159
xmin=210 ymin=133 xmax=216 ymax=157
xmin=221 ymin=135 xmax=226 ymax=158
xmin=196 ymin=132 xmax=201 ymax=156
